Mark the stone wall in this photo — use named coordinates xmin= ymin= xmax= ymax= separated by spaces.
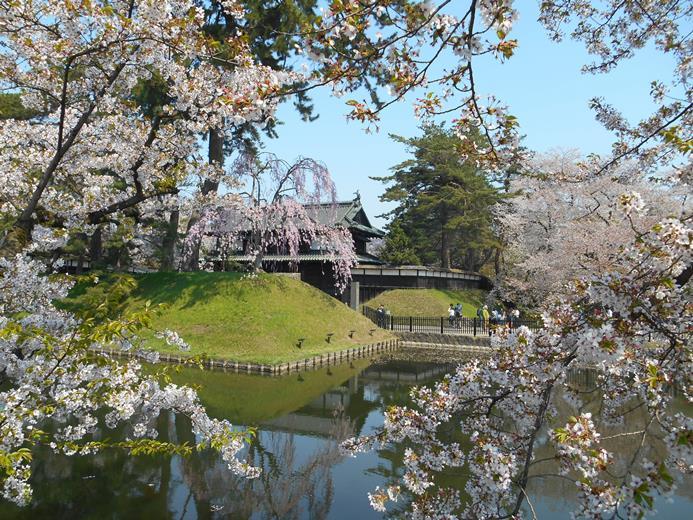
xmin=91 ymin=339 xmax=400 ymax=376
xmin=393 ymin=331 xmax=491 ymax=348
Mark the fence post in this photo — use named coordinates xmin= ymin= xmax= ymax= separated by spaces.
xmin=440 ymin=316 xmax=444 ymax=334
xmin=390 ymin=316 xmax=393 ymax=330
xmin=409 ymin=316 xmax=413 ymax=332
xmin=473 ymin=317 xmax=477 ymax=337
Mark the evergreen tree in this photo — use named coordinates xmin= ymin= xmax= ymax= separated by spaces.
xmin=374 ymin=125 xmax=502 ymax=271
xmin=380 ymin=221 xmax=421 ymax=265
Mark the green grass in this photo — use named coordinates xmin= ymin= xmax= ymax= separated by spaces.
xmin=365 ymin=288 xmax=488 ymax=317
xmin=63 ymin=272 xmax=393 ymax=364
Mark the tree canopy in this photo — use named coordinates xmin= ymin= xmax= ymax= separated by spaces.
xmin=375 ymin=125 xmax=502 ymax=271
xmin=379 ymin=220 xmax=421 ymax=266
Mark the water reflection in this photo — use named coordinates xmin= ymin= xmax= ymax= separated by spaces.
xmin=0 ymin=355 xmax=689 ymax=519
xmin=524 ymin=370 xmax=692 ymax=519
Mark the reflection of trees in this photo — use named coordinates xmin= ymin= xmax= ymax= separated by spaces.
xmin=7 ymin=362 xmax=687 ymax=519
xmin=355 ymin=365 xmax=471 ymax=518
xmin=0 ymin=450 xmax=171 ymax=519
xmin=177 ymin=410 xmax=354 ymax=519
xmin=0 ymin=416 xmax=173 ymax=519
xmin=358 ymin=365 xmax=692 ymax=518
xmin=0 ymin=363 xmax=429 ymax=519
xmin=176 ymin=365 xmax=453 ymax=519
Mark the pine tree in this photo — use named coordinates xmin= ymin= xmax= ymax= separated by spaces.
xmin=380 ymin=221 xmax=421 ymax=265
xmin=374 ymin=124 xmax=502 ymax=271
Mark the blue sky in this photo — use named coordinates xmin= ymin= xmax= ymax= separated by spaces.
xmin=260 ymin=2 xmax=675 ymax=227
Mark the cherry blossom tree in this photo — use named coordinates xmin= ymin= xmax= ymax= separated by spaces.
xmin=331 ymin=2 xmax=692 ymax=518
xmin=497 ymin=150 xmax=691 ymax=306
xmin=0 ymin=0 xmax=296 ymax=505
xmin=0 ymin=1 xmax=301 ymax=255
xmin=186 ymin=152 xmax=357 ymax=292
xmin=344 ymin=206 xmax=691 ymax=518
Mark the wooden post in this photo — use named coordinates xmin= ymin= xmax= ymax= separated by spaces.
xmin=473 ymin=317 xmax=477 ymax=337
xmin=409 ymin=316 xmax=413 ymax=332
xmin=440 ymin=316 xmax=444 ymax=334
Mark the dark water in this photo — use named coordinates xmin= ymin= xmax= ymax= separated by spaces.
xmin=1 ymin=354 xmax=691 ymax=519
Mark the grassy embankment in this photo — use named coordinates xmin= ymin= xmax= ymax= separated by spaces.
xmin=365 ymin=288 xmax=488 ymax=317
xmin=63 ymin=272 xmax=393 ymax=365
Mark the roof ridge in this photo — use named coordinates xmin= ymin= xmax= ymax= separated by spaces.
xmin=302 ymin=200 xmax=356 ymax=207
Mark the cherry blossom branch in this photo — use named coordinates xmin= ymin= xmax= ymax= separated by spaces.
xmin=596 ymin=102 xmax=692 ymax=175
xmin=9 ymin=61 xmax=127 ymax=237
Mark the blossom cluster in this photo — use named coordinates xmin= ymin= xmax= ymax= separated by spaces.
xmin=155 ymin=329 xmax=191 ymax=352
xmin=186 ymin=153 xmax=357 ymax=292
xmin=496 ymin=150 xmax=691 ymax=306
xmin=0 ymin=254 xmax=259 ymax=505
xmin=343 ymin=200 xmax=691 ymax=517
xmin=0 ymin=0 xmax=297 ymax=237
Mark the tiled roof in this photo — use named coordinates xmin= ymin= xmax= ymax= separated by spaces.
xmin=303 ymin=197 xmax=384 ymax=237
xmin=224 ymin=253 xmax=384 ymax=264
xmin=214 ymin=197 xmax=384 ymax=238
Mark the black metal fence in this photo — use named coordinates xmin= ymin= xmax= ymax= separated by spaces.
xmin=362 ymin=306 xmax=542 ymax=336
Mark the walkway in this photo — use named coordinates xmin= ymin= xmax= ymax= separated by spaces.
xmin=362 ymin=306 xmax=542 ymax=338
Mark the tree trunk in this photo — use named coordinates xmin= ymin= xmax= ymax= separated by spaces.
xmin=180 ymin=127 xmax=224 ymax=271
xmin=72 ymin=232 xmax=88 ymax=274
xmin=161 ymin=209 xmax=179 ymax=271
xmin=493 ymin=247 xmax=502 ymax=277
xmin=202 ymin=126 xmax=223 ymax=195
xmin=89 ymin=226 xmax=103 ymax=265
xmin=441 ymin=228 xmax=451 ymax=269
xmin=75 ymin=252 xmax=84 ymax=275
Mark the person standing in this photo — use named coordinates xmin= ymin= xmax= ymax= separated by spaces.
xmin=490 ymin=308 xmax=499 ymax=326
xmin=482 ymin=305 xmax=490 ymax=335
xmin=511 ymin=308 xmax=520 ymax=329
xmin=376 ymin=304 xmax=385 ymax=328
